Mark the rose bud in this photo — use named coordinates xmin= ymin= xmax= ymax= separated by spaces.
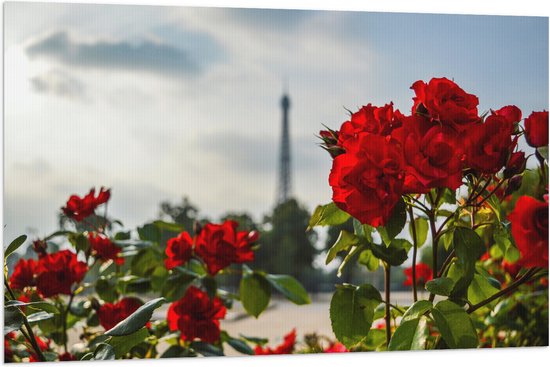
xmin=319 ymin=129 xmax=345 ymax=158
xmin=32 ymin=240 xmax=48 ymax=258
xmin=505 ymin=175 xmax=523 ymax=197
xmin=193 ymin=221 xmax=203 ymax=236
xmin=504 ymin=152 xmax=527 ymax=179
xmin=524 ymin=111 xmax=548 ymax=148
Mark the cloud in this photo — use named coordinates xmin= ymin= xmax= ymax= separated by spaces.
xmin=25 ymin=30 xmax=200 ymax=76
xmin=30 ymin=69 xmax=86 ymax=100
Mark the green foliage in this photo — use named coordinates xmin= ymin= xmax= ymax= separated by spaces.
xmin=388 ymin=317 xmax=428 ymax=351
xmin=378 ymin=198 xmax=407 ymax=245
xmin=240 ymin=271 xmax=271 ymax=318
xmin=432 ymin=300 xmax=478 ymax=349
xmin=4 ymin=235 xmax=27 ymax=261
xmin=449 ymin=227 xmax=485 ymax=299
xmin=330 ymin=284 xmax=382 ymax=348
xmin=265 ymin=274 xmax=310 ymax=305
xmin=425 ymin=277 xmax=455 ymax=297
xmin=402 ymin=300 xmax=433 ymax=322
xmin=326 ymin=230 xmax=361 ymax=265
xmin=409 ymin=217 xmax=428 ymax=247
xmin=467 ymin=274 xmax=500 ymax=310
xmin=308 ymin=202 xmax=350 ymax=229
xmin=108 ymin=328 xmax=150 ymax=358
xmin=105 ymin=298 xmax=165 ymax=336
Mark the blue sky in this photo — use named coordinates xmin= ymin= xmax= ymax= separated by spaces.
xmin=3 ymin=3 xmax=548 ymax=243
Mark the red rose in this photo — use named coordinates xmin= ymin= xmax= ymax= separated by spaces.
xmin=324 ymin=342 xmax=348 ymax=353
xmin=393 ymin=114 xmax=464 ymax=193
xmin=464 ymin=113 xmax=516 ymax=174
xmin=97 ymin=297 xmax=143 ymax=331
xmin=10 ymin=258 xmax=36 ymax=290
xmin=88 ymin=233 xmax=123 ymax=265
xmin=34 ymin=250 xmax=88 ymax=297
xmin=493 ymin=105 xmax=522 ymax=124
xmin=329 ymin=132 xmax=405 ymax=227
xmin=403 ymin=263 xmax=433 ymax=287
xmin=62 ymin=187 xmax=111 ymax=222
xmin=337 ymin=103 xmax=400 ymax=148
xmin=255 ymin=329 xmax=296 ymax=355
xmin=411 ymin=78 xmax=479 ymax=130
xmin=164 ymin=232 xmax=193 ymax=270
xmin=194 ymin=221 xmax=257 ymax=275
xmin=503 ymin=151 xmax=527 ymax=179
xmin=524 ymin=110 xmax=549 ymax=148
xmin=167 ymin=286 xmax=226 ymax=343
xmin=508 ymin=196 xmax=548 ymax=268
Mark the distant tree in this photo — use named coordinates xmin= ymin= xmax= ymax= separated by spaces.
xmin=256 ymin=199 xmax=320 ymax=290
xmin=219 ymin=212 xmax=258 ymax=232
xmin=158 ymin=197 xmax=210 ymax=231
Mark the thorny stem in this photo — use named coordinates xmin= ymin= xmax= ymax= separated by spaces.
xmin=407 ymin=206 xmax=419 ymax=302
xmin=4 ymin=278 xmax=46 ymax=362
xmin=384 ymin=263 xmax=392 ymax=347
xmin=467 ymin=268 xmax=540 ymax=313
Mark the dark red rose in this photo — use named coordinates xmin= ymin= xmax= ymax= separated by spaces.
xmin=393 ymin=114 xmax=464 ymax=193
xmin=255 ymin=329 xmax=296 ymax=355
xmin=411 ymin=78 xmax=479 ymax=130
xmin=524 ymin=110 xmax=549 ymax=148
xmin=508 ymin=196 xmax=548 ymax=268
xmin=329 ymin=132 xmax=405 ymax=227
xmin=164 ymin=231 xmax=193 ymax=270
xmin=97 ymin=297 xmax=143 ymax=331
xmin=493 ymin=105 xmax=522 ymax=124
xmin=61 ymin=187 xmax=111 ymax=222
xmin=88 ymin=233 xmax=123 ymax=265
xmin=324 ymin=342 xmax=348 ymax=353
xmin=10 ymin=258 xmax=36 ymax=290
xmin=337 ymin=103 xmax=400 ymax=148
xmin=194 ymin=221 xmax=257 ymax=275
xmin=58 ymin=353 xmax=77 ymax=361
xmin=464 ymin=113 xmax=516 ymax=174
xmin=403 ymin=263 xmax=433 ymax=287
xmin=35 ymin=250 xmax=88 ymax=297
xmin=167 ymin=286 xmax=226 ymax=343
xmin=503 ymin=151 xmax=527 ymax=179
xmin=28 ymin=337 xmax=51 ymax=362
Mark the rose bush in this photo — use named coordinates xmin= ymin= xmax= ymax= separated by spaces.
xmin=3 ymin=188 xmax=312 ymax=361
xmin=314 ymin=77 xmax=548 ymax=350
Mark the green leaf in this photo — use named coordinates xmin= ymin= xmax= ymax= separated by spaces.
xmin=538 ymin=146 xmax=549 ymax=161
xmin=353 ymin=219 xmax=373 ymax=242
xmin=161 ymin=272 xmax=195 ymax=302
xmin=409 ymin=217 xmax=428 ymax=247
xmin=26 ymin=311 xmax=55 ymax=323
xmin=425 ymin=277 xmax=455 ymax=297
xmin=369 ymin=239 xmax=410 ymax=266
xmin=153 ymin=220 xmax=186 ymax=233
xmin=190 ymin=341 xmax=224 ymax=356
xmin=467 ymin=274 xmax=500 ymax=310
xmin=432 ymin=300 xmax=478 ymax=349
xmin=68 ymin=233 xmax=89 ymax=253
xmin=240 ymin=272 xmax=271 ymax=318
xmin=388 ymin=317 xmax=428 ymax=351
xmin=358 ymin=249 xmax=379 ymax=271
xmin=378 ymin=198 xmax=406 ymax=245
xmin=402 ymin=300 xmax=433 ymax=322
xmin=4 ymin=306 xmax=24 ymax=334
xmin=326 ymin=230 xmax=362 ymax=265
xmin=93 ymin=343 xmax=115 ymax=360
xmin=96 ymin=277 xmax=119 ymax=303
xmin=450 ymin=228 xmax=485 ymax=299
xmin=131 ymin=248 xmax=162 ymax=277
xmin=4 ymin=235 xmax=27 ymax=260
xmin=330 ymin=284 xmax=382 ymax=349
xmin=108 ymin=327 xmax=149 ymax=358
xmin=5 ymin=300 xmax=60 ymax=314
xmin=105 ymin=298 xmax=165 ymax=336
xmin=308 ymin=203 xmax=350 ymax=229
xmin=337 ymin=245 xmax=364 ymax=277
xmin=265 ymin=274 xmax=310 ymax=305
xmin=225 ymin=335 xmax=254 ymax=355
xmin=137 ymin=223 xmax=161 ymax=243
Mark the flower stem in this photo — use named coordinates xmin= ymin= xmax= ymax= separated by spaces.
xmin=407 ymin=206 xmax=419 ymax=302
xmin=384 ymin=263 xmax=392 ymax=347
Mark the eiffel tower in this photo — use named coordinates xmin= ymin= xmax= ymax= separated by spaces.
xmin=276 ymin=92 xmax=291 ymax=205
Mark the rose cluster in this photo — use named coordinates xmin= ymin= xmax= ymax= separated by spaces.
xmin=321 ymin=77 xmax=547 ymax=227
xmin=164 ymin=220 xmax=258 ymax=343
xmin=164 ymin=220 xmax=258 ymax=276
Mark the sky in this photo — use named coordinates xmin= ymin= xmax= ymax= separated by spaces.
xmin=2 ymin=2 xmax=549 ymax=243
